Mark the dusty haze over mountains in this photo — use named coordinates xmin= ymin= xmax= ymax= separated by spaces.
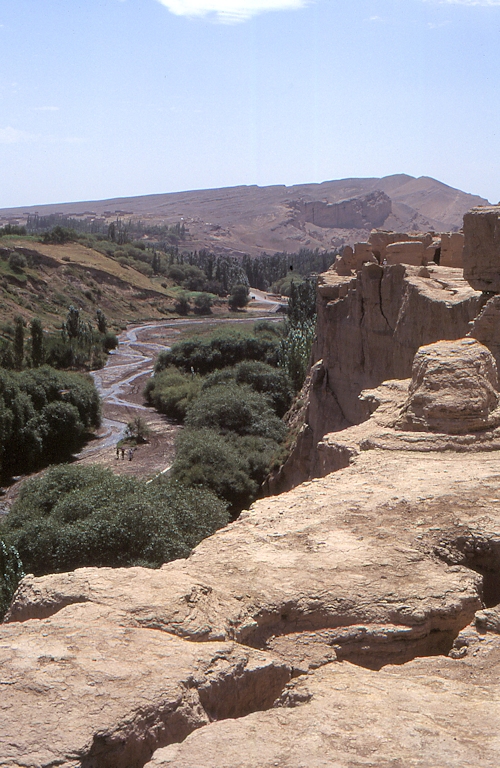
xmin=0 ymin=174 xmax=488 ymax=258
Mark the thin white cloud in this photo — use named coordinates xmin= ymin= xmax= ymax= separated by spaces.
xmin=0 ymin=127 xmax=38 ymax=144
xmin=0 ymin=127 xmax=85 ymax=145
xmin=156 ymin=0 xmax=310 ymax=23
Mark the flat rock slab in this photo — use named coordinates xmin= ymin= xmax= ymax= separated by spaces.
xmin=0 ymin=603 xmax=290 ymax=768
xmin=146 ymin=636 xmax=500 ymax=768
xmin=9 ymin=451 xmax=500 ymax=668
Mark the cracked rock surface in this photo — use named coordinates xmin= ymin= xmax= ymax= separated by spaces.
xmin=4 ymin=449 xmax=500 ymax=765
xmin=4 ymin=338 xmax=500 ymax=766
xmin=146 ymin=638 xmax=500 ymax=768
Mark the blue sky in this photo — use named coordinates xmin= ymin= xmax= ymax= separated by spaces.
xmin=0 ymin=0 xmax=499 ymax=208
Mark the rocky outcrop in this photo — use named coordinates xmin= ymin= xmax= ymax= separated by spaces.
xmin=396 ymin=338 xmax=500 ymax=434
xmin=268 ymin=263 xmax=484 ymax=492
xmin=298 ymin=190 xmax=392 ymax=230
xmin=463 ymin=205 xmax=500 ymax=291
xmin=145 ymin=639 xmax=500 ymax=768
xmin=0 ymin=602 xmax=289 ymax=768
xmin=4 ymin=335 xmax=500 ymax=765
xmin=4 ymin=418 xmax=500 ymax=765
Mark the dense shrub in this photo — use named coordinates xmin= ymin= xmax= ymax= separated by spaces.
xmin=202 ymin=360 xmax=292 ymax=417
xmin=1 ymin=465 xmax=229 ymax=575
xmin=8 ymin=252 xmax=27 ymax=272
xmin=194 ymin=292 xmax=213 ymax=315
xmin=171 ymin=428 xmax=277 ymax=513
xmin=155 ymin=330 xmax=279 ymax=376
xmin=0 ymin=538 xmax=24 ymax=620
xmin=0 ymin=366 xmax=101 ymax=477
xmin=144 ymin=367 xmax=201 ymax=422
xmin=185 ymin=383 xmax=286 ymax=442
xmin=40 ymin=226 xmax=78 ymax=244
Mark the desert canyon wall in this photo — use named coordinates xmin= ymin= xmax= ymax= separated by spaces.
xmin=2 ymin=205 xmax=500 ymax=767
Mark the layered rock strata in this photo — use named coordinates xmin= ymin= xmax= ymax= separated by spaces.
xmin=268 ymin=263 xmax=483 ymax=492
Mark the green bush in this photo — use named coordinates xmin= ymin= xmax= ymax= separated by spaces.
xmin=194 ymin=292 xmax=213 ymax=315
xmin=155 ymin=330 xmax=279 ymax=375
xmin=171 ymin=428 xmax=277 ymax=513
xmin=0 ymin=366 xmax=101 ymax=477
xmin=8 ymin=252 xmax=27 ymax=272
xmin=1 ymin=465 xmax=229 ymax=575
xmin=202 ymin=361 xmax=292 ymax=417
xmin=228 ymin=284 xmax=249 ymax=311
xmin=0 ymin=538 xmax=25 ymax=620
xmin=185 ymin=383 xmax=286 ymax=442
xmin=144 ymin=367 xmax=201 ymax=422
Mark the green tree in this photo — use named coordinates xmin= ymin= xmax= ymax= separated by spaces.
xmin=228 ymin=284 xmax=249 ymax=311
xmin=194 ymin=292 xmax=213 ymax=315
xmin=1 ymin=465 xmax=228 ymax=575
xmin=64 ymin=305 xmax=80 ymax=342
xmin=174 ymin=293 xmax=190 ymax=316
xmin=13 ymin=316 xmax=24 ymax=370
xmin=96 ymin=309 xmax=107 ymax=334
xmin=30 ymin=318 xmax=44 ymax=368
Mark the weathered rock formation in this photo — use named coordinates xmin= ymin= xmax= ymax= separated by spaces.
xmin=3 ymin=340 xmax=500 ymax=764
xmin=463 ymin=204 xmax=500 ymax=291
xmin=298 ymin=190 xmax=392 ymax=230
xmin=268 ymin=263 xmax=484 ymax=491
xmin=396 ymin=338 xmax=500 ymax=434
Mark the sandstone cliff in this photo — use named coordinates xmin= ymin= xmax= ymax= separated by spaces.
xmin=268 ymin=263 xmax=484 ymax=492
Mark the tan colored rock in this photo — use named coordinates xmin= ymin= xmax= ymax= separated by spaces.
xmin=440 ymin=231 xmax=464 ymax=268
xmin=0 ymin=602 xmax=290 ymax=768
xmin=468 ymin=293 xmax=500 ymax=369
xmin=463 ymin=205 xmax=500 ymax=291
xmin=11 ymin=447 xmax=500 ymax=671
xmin=145 ymin=641 xmax=500 ymax=768
xmin=385 ymin=240 xmax=426 ymax=266
xmin=271 ymin=263 xmax=483 ymax=490
xmin=397 ymin=338 xmax=500 ymax=434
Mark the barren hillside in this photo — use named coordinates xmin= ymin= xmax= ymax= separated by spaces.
xmin=0 ymin=175 xmax=488 ymax=258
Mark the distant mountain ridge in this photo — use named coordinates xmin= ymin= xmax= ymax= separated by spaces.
xmin=0 ymin=175 xmax=488 ymax=257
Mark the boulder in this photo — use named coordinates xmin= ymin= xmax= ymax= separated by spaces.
xmin=463 ymin=205 xmax=500 ymax=292
xmin=385 ymin=240 xmax=426 ymax=266
xmin=397 ymin=338 xmax=500 ymax=434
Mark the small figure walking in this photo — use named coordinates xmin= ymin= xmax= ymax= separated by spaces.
xmin=121 ymin=447 xmax=125 ymax=460
xmin=128 ymin=448 xmax=133 ymax=461
xmin=116 ymin=445 xmax=120 ymax=459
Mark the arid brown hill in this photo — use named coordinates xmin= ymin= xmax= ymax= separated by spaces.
xmin=0 ymin=174 xmax=488 ymax=257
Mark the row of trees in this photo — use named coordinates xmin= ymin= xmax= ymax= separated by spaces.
xmin=0 ymin=309 xmax=118 ymax=372
xmin=146 ymin=323 xmax=291 ymax=514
